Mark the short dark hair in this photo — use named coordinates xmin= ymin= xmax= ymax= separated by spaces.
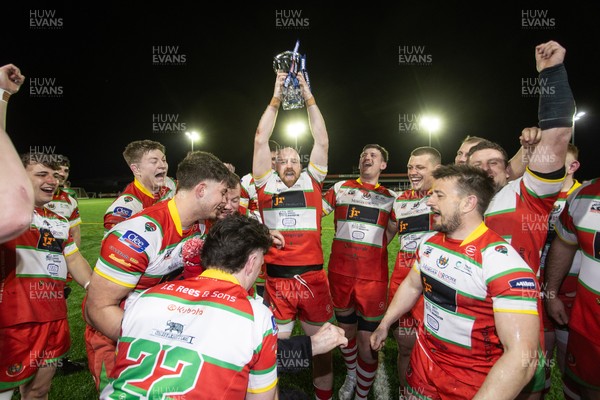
xmin=226 ymin=171 xmax=241 ymax=189
xmin=123 ymin=140 xmax=166 ymax=165
xmin=20 ymin=153 xmax=60 ymax=170
xmin=201 ymin=214 xmax=273 ymax=274
xmin=461 ymin=135 xmax=485 ymax=145
xmin=176 ymin=151 xmax=231 ymax=191
xmin=432 ymin=164 xmax=496 ymax=215
xmin=361 ymin=144 xmax=389 ymax=162
xmin=467 ymin=140 xmax=509 ymax=167
xmin=410 ymin=146 xmax=441 ymax=165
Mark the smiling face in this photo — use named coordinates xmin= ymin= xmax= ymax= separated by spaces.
xmin=468 ymin=148 xmax=508 ymax=190
xmin=455 ymin=140 xmax=481 ymax=165
xmin=198 ymin=180 xmax=228 ymax=221
xmin=426 ymin=177 xmax=463 ymax=234
xmin=218 ymin=183 xmax=241 ymax=220
xmin=359 ymin=147 xmax=387 ymax=182
xmin=132 ymin=149 xmax=168 ymax=193
xmin=276 ymin=147 xmax=302 ymax=188
xmin=26 ymin=162 xmax=60 ymax=207
xmin=407 ymin=154 xmax=437 ymax=192
xmin=57 ymin=165 xmax=70 ymax=187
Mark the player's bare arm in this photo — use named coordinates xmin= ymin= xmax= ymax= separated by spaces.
xmin=473 ymin=311 xmax=540 ymax=399
xmin=85 ymin=273 xmax=132 ymax=341
xmin=253 ymin=73 xmax=286 ymax=180
xmin=370 ymin=268 xmax=422 ymax=351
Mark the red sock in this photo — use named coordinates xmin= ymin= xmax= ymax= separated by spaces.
xmin=355 ymin=356 xmax=378 ymax=399
xmin=314 ymin=385 xmax=333 ymax=400
xmin=340 ymin=336 xmax=357 ymax=376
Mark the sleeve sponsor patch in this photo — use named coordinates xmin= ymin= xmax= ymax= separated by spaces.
xmin=119 ymin=230 xmax=150 ymax=253
xmin=113 ymin=206 xmax=133 ymax=219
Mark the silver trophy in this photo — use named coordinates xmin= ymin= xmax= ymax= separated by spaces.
xmin=273 ymin=41 xmax=310 ymax=110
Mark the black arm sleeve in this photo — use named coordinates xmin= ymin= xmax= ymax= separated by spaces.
xmin=276 ymin=335 xmax=312 ymax=374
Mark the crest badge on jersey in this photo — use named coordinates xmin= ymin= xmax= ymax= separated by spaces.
xmin=145 ymin=222 xmax=157 ymax=232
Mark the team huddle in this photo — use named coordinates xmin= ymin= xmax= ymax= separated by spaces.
xmin=0 ymin=40 xmax=598 ymax=400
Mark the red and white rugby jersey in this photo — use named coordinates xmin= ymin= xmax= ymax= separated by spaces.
xmin=95 ymin=199 xmax=205 ymax=306
xmin=101 ymin=270 xmax=277 ymax=400
xmin=104 ymin=178 xmax=175 ymax=231
xmin=46 ymin=188 xmax=81 ymax=228
xmin=415 ymin=223 xmax=539 ymax=387
xmin=323 ymin=179 xmax=396 ymax=281
xmin=484 ymin=168 xmax=562 ymax=276
xmin=392 ymin=189 xmax=434 ymax=270
xmin=0 ymin=207 xmax=78 ymax=327
xmin=255 ymin=163 xmax=327 ymax=266
xmin=555 ymin=178 xmax=600 ymax=345
xmin=240 ymin=172 xmax=261 ymax=221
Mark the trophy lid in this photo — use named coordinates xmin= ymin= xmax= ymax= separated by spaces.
xmin=273 ymin=51 xmax=301 ymax=74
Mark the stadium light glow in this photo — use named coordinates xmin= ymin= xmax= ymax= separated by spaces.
xmin=286 ymin=122 xmax=306 ymax=150
xmin=185 ymin=131 xmax=200 ymax=152
xmin=420 ymin=115 xmax=442 ymax=147
xmin=572 ymin=111 xmax=586 ymax=144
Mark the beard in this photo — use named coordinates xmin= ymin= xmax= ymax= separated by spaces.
xmin=432 ymin=208 xmax=462 ymax=234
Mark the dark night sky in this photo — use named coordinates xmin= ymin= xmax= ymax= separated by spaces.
xmin=3 ymin=3 xmax=599 ymax=192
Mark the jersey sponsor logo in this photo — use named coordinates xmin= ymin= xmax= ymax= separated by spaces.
xmin=150 ymin=320 xmax=195 ymax=344
xmin=272 ymin=191 xmax=307 ymax=208
xmin=124 ymin=196 xmax=133 ymax=202
xmin=46 ymin=253 xmax=62 ymax=263
xmin=422 ymin=274 xmax=457 ymax=312
xmin=423 ymin=246 xmax=433 ymax=257
xmin=109 ymin=253 xmax=132 ymax=267
xmin=271 ymin=315 xmax=279 ymax=335
xmin=119 ymin=230 xmax=150 ymax=253
xmin=508 ymin=277 xmax=536 ymax=290
xmin=352 ymin=231 xmax=365 ymax=240
xmin=590 ymin=202 xmax=600 ymax=213
xmin=454 ymin=260 xmax=473 ymax=276
xmin=109 ymin=245 xmax=140 ymax=264
xmin=145 ymin=222 xmax=157 ymax=232
xmin=47 ymin=263 xmax=59 ymax=276
xmin=594 ymin=232 xmax=600 ymax=260
xmin=465 ymin=245 xmax=477 ymax=257
xmin=282 ymin=218 xmax=297 ymax=227
xmin=397 ymin=213 xmax=430 ymax=234
xmin=114 ymin=206 xmax=133 ymax=218
xmin=37 ymin=228 xmax=64 ymax=253
xmin=426 ymin=314 xmax=440 ymax=331
xmin=47 ymin=203 xmax=56 ymax=209
xmin=494 ymin=245 xmax=508 ymax=255
xmin=6 ymin=363 xmax=24 ymax=377
xmin=346 ymin=205 xmax=379 ymax=224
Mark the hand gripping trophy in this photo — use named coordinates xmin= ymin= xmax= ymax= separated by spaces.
xmin=273 ymin=40 xmax=311 ymax=110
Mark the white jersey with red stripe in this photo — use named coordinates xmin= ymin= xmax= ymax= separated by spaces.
xmin=46 ymin=188 xmax=81 ymax=228
xmin=323 ymin=178 xmax=396 ymax=281
xmin=554 ymin=178 xmax=600 ymax=345
xmin=95 ymin=199 xmax=205 ymax=308
xmin=255 ymin=163 xmax=327 ymax=266
xmin=484 ymin=168 xmax=562 ymax=276
xmin=415 ymin=223 xmax=539 ymax=387
xmin=101 ymin=269 xmax=278 ymax=400
xmin=0 ymin=207 xmax=78 ymax=327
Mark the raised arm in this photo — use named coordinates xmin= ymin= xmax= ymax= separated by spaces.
xmin=529 ymin=41 xmax=574 ymax=174
xmin=473 ymin=312 xmax=540 ymax=399
xmin=0 ymin=63 xmax=25 ymax=130
xmin=253 ymin=72 xmax=286 ymax=179
xmin=297 ymin=73 xmax=328 ymax=167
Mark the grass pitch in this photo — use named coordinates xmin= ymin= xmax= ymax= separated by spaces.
xmin=11 ymin=198 xmax=565 ymax=399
